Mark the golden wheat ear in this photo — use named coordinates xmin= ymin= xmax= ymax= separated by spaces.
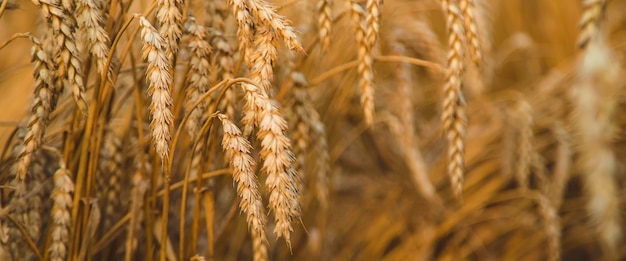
xmin=136 ymin=15 xmax=174 ymax=161
xmin=440 ymin=0 xmax=467 ymax=200
xmin=216 ymin=113 xmax=269 ymax=261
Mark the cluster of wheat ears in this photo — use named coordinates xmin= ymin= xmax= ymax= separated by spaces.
xmin=0 ymin=0 xmax=625 ymax=260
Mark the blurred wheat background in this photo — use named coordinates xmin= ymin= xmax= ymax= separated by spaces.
xmin=1 ymin=0 xmax=626 ymax=260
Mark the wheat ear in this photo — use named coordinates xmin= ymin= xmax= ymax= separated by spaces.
xmin=184 ymin=17 xmax=212 ymax=137
xmin=216 ymin=113 xmax=268 ymax=261
xmin=48 ymin=164 xmax=74 ymax=261
xmin=459 ymin=0 xmax=482 ymax=68
xmin=317 ymin=0 xmax=332 ymax=50
xmin=349 ymin=1 xmax=374 ymax=125
xmin=578 ymin=0 xmax=607 ymax=49
xmin=97 ymin=130 xmax=124 ymax=231
xmin=156 ymin=0 xmax=183 ymax=58
xmin=137 ymin=15 xmax=174 ymax=160
xmin=514 ymin=99 xmax=534 ymax=189
xmin=240 ymin=82 xmax=301 ymax=248
xmin=33 ymin=0 xmax=88 ymax=115
xmin=441 ymin=0 xmax=466 ymax=199
xmin=75 ymin=0 xmax=111 ymax=77
xmin=15 ymin=36 xmax=56 ymax=182
xmin=575 ymin=38 xmax=622 ymax=257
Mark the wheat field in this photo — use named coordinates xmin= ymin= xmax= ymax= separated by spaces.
xmin=0 ymin=0 xmax=625 ymax=260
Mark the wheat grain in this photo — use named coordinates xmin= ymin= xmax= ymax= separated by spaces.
xmin=137 ymin=15 xmax=174 ymax=160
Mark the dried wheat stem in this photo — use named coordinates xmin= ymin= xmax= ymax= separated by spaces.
xmin=349 ymin=1 xmax=375 ymax=125
xmin=15 ymin=36 xmax=56 ymax=182
xmin=317 ymin=0 xmax=332 ymax=50
xmin=34 ymin=0 xmax=88 ymax=115
xmin=156 ymin=0 xmax=183 ymax=58
xmin=184 ymin=17 xmax=213 ymax=137
xmin=48 ymin=164 xmax=74 ymax=261
xmin=216 ymin=113 xmax=268 ymax=260
xmin=575 ymin=38 xmax=622 ymax=256
xmin=137 ymin=15 xmax=174 ymax=160
xmin=578 ymin=0 xmax=607 ymax=49
xmin=441 ymin=0 xmax=466 ymax=199
xmin=240 ymin=82 xmax=301 ymax=248
xmin=459 ymin=0 xmax=482 ymax=68
xmin=76 ymin=0 xmax=111 ymax=77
